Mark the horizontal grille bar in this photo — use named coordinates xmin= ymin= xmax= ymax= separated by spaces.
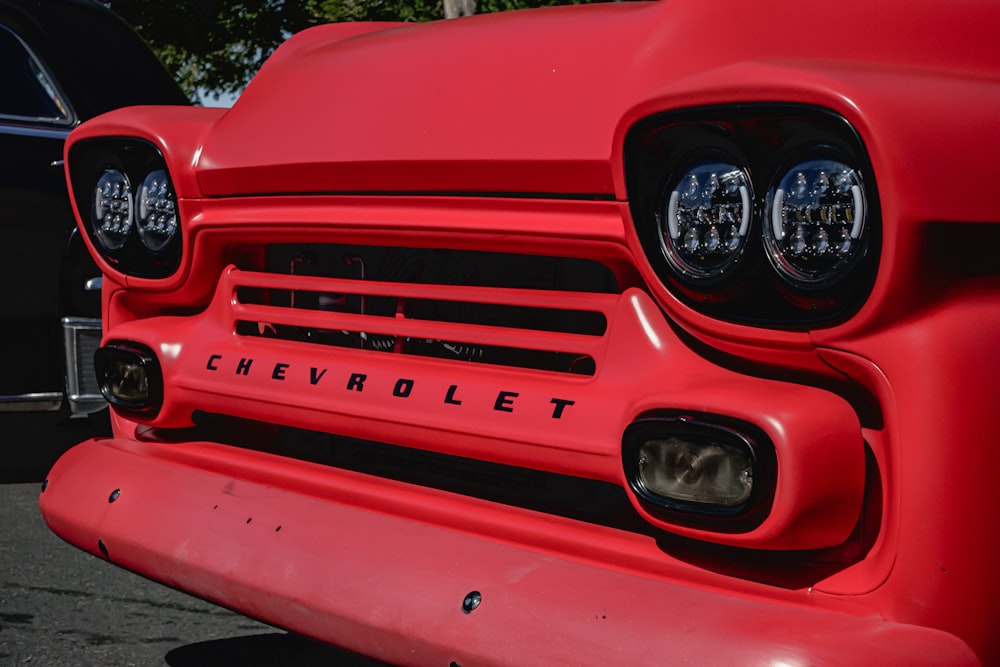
xmin=235 ymin=269 xmax=616 ymax=311
xmin=234 ymin=298 xmax=609 ymax=355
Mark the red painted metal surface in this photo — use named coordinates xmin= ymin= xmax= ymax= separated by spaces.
xmin=41 ymin=438 xmax=977 ymax=666
xmin=42 ymin=0 xmax=1000 ymax=663
xmin=99 ymin=266 xmax=865 ymax=549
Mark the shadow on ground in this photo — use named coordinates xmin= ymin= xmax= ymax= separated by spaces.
xmin=165 ymin=632 xmax=390 ymax=666
xmin=0 ymin=410 xmax=111 ymax=483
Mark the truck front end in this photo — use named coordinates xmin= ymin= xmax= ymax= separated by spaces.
xmin=40 ymin=1 xmax=1000 ymax=663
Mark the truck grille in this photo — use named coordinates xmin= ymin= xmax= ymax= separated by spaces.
xmin=235 ymin=244 xmax=620 ymax=375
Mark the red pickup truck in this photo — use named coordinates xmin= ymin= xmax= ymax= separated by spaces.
xmin=40 ymin=0 xmax=1000 ymax=663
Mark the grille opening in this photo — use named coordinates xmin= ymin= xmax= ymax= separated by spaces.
xmin=236 ymin=320 xmax=597 ymax=375
xmin=237 ymin=288 xmax=608 ymax=335
xmin=184 ymin=410 xmax=646 ymax=531
xmin=265 ymin=244 xmax=620 ymax=293
xmin=231 ymin=244 xmax=618 ymax=375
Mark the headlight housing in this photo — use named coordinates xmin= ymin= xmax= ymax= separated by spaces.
xmin=623 ymin=414 xmax=775 ymax=531
xmin=69 ymin=138 xmax=182 ymax=278
xmin=626 ymin=105 xmax=879 ymax=328
xmin=94 ymin=341 xmax=163 ymax=417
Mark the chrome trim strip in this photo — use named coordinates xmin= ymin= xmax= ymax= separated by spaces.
xmin=0 ymin=123 xmax=71 ymax=140
xmin=0 ymin=393 xmax=63 ymax=412
xmin=62 ymin=316 xmax=105 ymax=416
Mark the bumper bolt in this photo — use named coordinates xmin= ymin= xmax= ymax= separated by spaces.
xmin=462 ymin=591 xmax=482 ymax=614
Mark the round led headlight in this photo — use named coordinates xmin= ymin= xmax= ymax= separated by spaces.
xmin=660 ymin=161 xmax=752 ymax=283
xmin=765 ymin=159 xmax=867 ymax=287
xmin=92 ymin=168 xmax=133 ymax=250
xmin=135 ymin=170 xmax=178 ymax=253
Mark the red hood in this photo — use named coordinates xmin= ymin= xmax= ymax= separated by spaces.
xmin=193 ymin=0 xmax=998 ymax=198
xmin=195 ymin=3 xmax=661 ymax=198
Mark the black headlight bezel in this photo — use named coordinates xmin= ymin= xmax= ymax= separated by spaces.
xmin=69 ymin=137 xmax=181 ymax=279
xmin=625 ymin=104 xmax=880 ymax=328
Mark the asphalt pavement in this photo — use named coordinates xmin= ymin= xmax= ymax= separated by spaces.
xmin=0 ymin=415 xmax=387 ymax=666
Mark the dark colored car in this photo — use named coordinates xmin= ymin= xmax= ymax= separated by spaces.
xmin=0 ymin=0 xmax=188 ymax=420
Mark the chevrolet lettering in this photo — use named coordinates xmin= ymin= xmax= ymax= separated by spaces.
xmin=204 ymin=353 xmax=576 ymax=418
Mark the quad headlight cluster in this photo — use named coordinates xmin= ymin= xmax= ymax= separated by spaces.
xmin=627 ymin=106 xmax=879 ymax=327
xmin=69 ymin=138 xmax=181 ymax=278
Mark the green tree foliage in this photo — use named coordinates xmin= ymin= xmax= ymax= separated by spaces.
xmin=107 ymin=0 xmax=603 ymax=102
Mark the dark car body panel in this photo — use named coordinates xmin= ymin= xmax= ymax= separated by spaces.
xmin=0 ymin=0 xmax=187 ymax=412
